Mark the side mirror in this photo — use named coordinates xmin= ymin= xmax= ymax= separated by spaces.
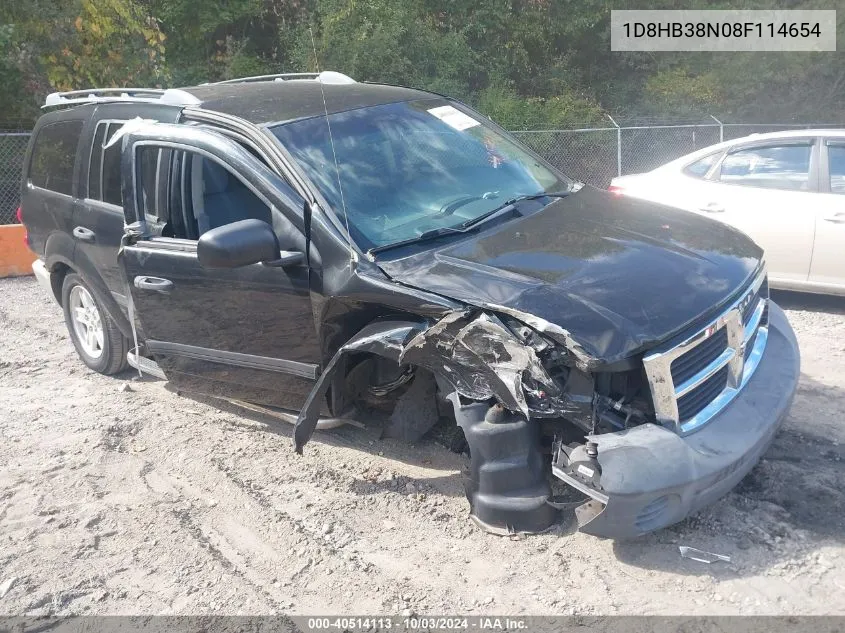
xmin=197 ymin=219 xmax=281 ymax=268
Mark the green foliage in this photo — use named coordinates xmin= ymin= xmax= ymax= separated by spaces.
xmin=0 ymin=0 xmax=167 ymax=124
xmin=1 ymin=0 xmax=844 ymax=128
xmin=44 ymin=0 xmax=168 ymax=91
xmin=476 ymin=84 xmax=604 ymax=129
xmin=643 ymin=68 xmax=722 ymax=118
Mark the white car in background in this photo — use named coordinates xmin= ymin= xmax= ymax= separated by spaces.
xmin=610 ymin=129 xmax=845 ymax=296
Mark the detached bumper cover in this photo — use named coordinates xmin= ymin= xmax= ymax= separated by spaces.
xmin=32 ymin=259 xmax=54 ymax=298
xmin=569 ymin=302 xmax=799 ymax=538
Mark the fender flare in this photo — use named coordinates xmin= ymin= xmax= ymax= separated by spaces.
xmin=43 ymin=253 xmax=74 ymax=304
xmin=43 ymin=230 xmax=77 ymax=300
xmin=46 ymin=250 xmax=134 ymax=340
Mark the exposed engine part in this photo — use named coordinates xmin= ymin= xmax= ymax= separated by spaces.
xmin=594 ymin=393 xmax=650 ymax=432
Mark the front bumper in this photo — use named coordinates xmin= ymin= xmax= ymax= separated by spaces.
xmin=562 ymin=301 xmax=800 ymax=539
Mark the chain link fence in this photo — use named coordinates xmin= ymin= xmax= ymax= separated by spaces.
xmin=0 ymin=121 xmax=841 ymax=225
xmin=513 ymin=122 xmax=842 ymax=189
xmin=0 ymin=130 xmax=30 ymax=225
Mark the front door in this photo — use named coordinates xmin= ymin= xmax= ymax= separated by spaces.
xmin=119 ymin=125 xmax=322 ymax=410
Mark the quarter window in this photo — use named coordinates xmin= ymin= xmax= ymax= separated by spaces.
xmin=828 ymin=145 xmax=845 ymax=194
xmin=29 ymin=120 xmax=83 ymax=195
xmin=683 ymin=152 xmax=718 ymax=179
xmin=718 ymin=144 xmax=812 ymax=191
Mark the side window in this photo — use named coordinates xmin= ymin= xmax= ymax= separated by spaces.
xmin=683 ymin=152 xmax=719 ymax=179
xmin=828 ymin=144 xmax=845 ymax=194
xmin=29 ymin=120 xmax=83 ymax=195
xmin=86 ymin=121 xmax=125 ymax=205
xmin=135 ymin=147 xmax=273 ymax=241
xmin=87 ymin=123 xmax=107 ymax=199
xmin=718 ymin=144 xmax=812 ymax=192
xmin=102 ymin=123 xmax=125 ymax=205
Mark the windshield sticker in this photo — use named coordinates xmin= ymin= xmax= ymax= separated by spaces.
xmin=427 ymin=105 xmax=481 ymax=131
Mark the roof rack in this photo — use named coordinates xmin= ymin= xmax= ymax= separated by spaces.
xmin=210 ymin=71 xmax=356 ymax=86
xmin=43 ymin=88 xmax=201 ymax=110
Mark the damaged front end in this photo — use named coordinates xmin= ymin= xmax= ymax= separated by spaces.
xmin=293 ymin=307 xmax=656 ymax=536
xmin=294 ymin=269 xmax=800 ymax=539
xmin=400 ymin=308 xmax=657 ymax=535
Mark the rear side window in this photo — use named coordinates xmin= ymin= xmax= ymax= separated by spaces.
xmin=29 ymin=120 xmax=83 ymax=195
xmin=718 ymin=144 xmax=812 ymax=191
xmin=828 ymin=145 xmax=845 ymax=194
xmin=683 ymin=152 xmax=718 ymax=179
xmin=87 ymin=121 xmax=125 ymax=205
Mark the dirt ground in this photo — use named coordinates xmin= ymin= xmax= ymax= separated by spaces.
xmin=1 ymin=275 xmax=844 ymax=616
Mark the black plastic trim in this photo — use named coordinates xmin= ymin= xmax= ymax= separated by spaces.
xmin=145 ymin=340 xmax=319 ymax=379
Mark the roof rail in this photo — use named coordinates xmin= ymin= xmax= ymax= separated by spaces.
xmin=43 ymin=88 xmax=201 ymax=110
xmin=211 ymin=71 xmax=356 ymax=86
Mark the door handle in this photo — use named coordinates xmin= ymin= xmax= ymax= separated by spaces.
xmin=823 ymin=213 xmax=845 ymax=224
xmin=72 ymin=226 xmax=96 ymax=243
xmin=134 ymin=276 xmax=174 ymax=293
xmin=700 ymin=203 xmax=725 ymax=214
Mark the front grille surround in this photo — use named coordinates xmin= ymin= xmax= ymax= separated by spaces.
xmin=643 ymin=270 xmax=769 ymax=434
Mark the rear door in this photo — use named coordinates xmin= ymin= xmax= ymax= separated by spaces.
xmin=119 ymin=124 xmax=322 ymax=410
xmin=74 ymin=104 xmax=181 ymax=301
xmin=693 ymin=138 xmax=819 ymax=284
xmin=809 ymin=140 xmax=845 ymax=290
xmin=21 ymin=117 xmax=84 ymax=255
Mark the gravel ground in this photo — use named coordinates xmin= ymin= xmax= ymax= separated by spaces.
xmin=1 ymin=275 xmax=844 ymax=615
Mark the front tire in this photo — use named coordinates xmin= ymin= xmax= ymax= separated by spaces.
xmin=62 ymin=273 xmax=128 ymax=375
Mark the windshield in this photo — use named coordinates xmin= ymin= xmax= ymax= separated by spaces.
xmin=271 ymin=98 xmax=572 ymax=251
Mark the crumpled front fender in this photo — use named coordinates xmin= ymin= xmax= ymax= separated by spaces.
xmin=293 ymin=309 xmax=565 ymax=452
xmin=293 ymin=320 xmax=425 ymax=452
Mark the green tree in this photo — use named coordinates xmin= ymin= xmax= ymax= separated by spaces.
xmin=0 ymin=0 xmax=166 ymax=124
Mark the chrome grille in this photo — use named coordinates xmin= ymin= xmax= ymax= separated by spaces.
xmin=744 ymin=329 xmax=758 ymax=363
xmin=677 ymin=365 xmax=729 ymax=421
xmin=643 ymin=271 xmax=769 ymax=434
xmin=670 ymin=327 xmax=728 ymax=386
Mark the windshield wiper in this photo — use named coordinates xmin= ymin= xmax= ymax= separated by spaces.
xmin=368 ymin=226 xmax=468 ymax=256
xmin=457 ymin=191 xmax=570 ymax=230
xmin=367 ymin=191 xmax=570 ymax=257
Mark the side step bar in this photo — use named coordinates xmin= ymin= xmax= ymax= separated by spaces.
xmin=126 ymin=352 xmax=167 ymax=380
xmin=224 ymin=399 xmax=362 ymax=432
xmin=126 ymin=352 xmax=353 ymax=432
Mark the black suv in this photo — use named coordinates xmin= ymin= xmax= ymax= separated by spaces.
xmin=20 ymin=72 xmax=800 ymax=538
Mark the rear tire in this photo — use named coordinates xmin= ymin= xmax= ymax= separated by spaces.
xmin=62 ymin=273 xmax=128 ymax=375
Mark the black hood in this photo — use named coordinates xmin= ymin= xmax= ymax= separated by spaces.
xmin=378 ymin=187 xmax=763 ymax=364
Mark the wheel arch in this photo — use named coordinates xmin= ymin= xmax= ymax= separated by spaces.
xmin=47 ymin=254 xmax=134 ymax=341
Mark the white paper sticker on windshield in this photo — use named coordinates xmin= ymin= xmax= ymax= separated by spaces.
xmin=427 ymin=105 xmax=480 ymax=131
